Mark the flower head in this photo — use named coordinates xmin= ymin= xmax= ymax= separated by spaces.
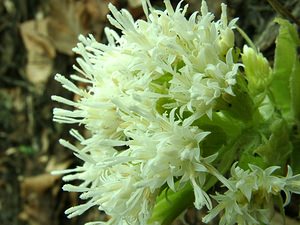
xmin=203 ymin=164 xmax=300 ymax=225
xmin=52 ymin=0 xmax=240 ymax=224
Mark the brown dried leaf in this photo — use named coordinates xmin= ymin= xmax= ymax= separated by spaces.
xmin=19 ymin=172 xmax=65 ymax=225
xmin=85 ymin=0 xmax=113 ymax=22
xmin=19 ymin=19 xmax=55 ymax=88
xmin=47 ymin=0 xmax=85 ymax=55
xmin=47 ymin=0 xmax=110 ymax=55
xmin=45 ymin=156 xmax=72 ymax=173
xmin=20 ymin=173 xmax=59 ymax=195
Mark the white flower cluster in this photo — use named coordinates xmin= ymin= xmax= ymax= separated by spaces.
xmin=52 ymin=0 xmax=242 ymax=224
xmin=203 ymin=164 xmax=300 ymax=225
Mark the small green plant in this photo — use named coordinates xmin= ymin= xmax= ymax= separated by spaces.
xmin=52 ymin=1 xmax=300 ymax=224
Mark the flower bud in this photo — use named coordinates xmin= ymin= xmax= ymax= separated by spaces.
xmin=219 ymin=28 xmax=235 ymax=55
xmin=242 ymin=45 xmax=272 ymax=95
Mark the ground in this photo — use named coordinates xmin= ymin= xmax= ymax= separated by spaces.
xmin=0 ymin=0 xmax=299 ymax=225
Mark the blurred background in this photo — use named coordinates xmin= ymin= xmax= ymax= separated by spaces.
xmin=0 ymin=0 xmax=299 ymax=224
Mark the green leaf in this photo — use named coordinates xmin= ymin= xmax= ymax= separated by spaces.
xmin=221 ymin=86 xmax=255 ymax=122
xmin=254 ymin=118 xmax=292 ymax=168
xmin=220 ymin=74 xmax=256 ymax=123
xmin=270 ymin=18 xmax=300 ymax=121
xmin=290 ymin=56 xmax=300 ymax=174
xmin=200 ymin=124 xmax=227 ymax=157
xmin=291 ymin=56 xmax=300 ymax=124
xmin=192 ymin=111 xmax=244 ymax=141
xmin=236 ymin=129 xmax=268 ymax=170
xmin=291 ymin=131 xmax=300 ymax=174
